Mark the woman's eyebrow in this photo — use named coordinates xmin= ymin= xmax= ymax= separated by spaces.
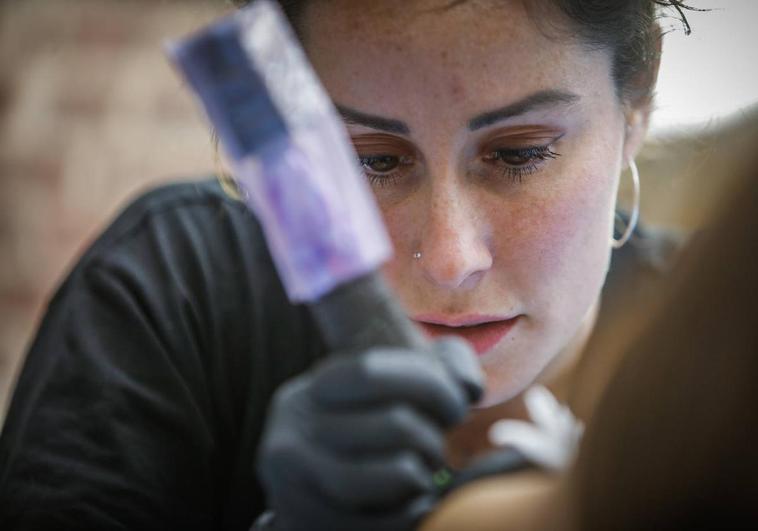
xmin=335 ymin=104 xmax=411 ymax=135
xmin=468 ymin=90 xmax=580 ymax=131
xmin=334 ymin=89 xmax=578 ymax=135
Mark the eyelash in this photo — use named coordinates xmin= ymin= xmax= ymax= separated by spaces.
xmin=358 ymin=144 xmax=561 ymax=187
xmin=484 ymin=145 xmax=561 ymax=183
xmin=359 ymin=155 xmax=412 ymax=188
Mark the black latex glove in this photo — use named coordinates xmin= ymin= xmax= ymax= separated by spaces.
xmin=256 ymin=337 xmax=483 ymax=531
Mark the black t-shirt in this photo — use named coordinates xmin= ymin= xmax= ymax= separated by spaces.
xmin=0 ymin=178 xmax=677 ymax=530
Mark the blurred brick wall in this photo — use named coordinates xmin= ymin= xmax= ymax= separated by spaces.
xmin=0 ymin=0 xmax=230 ymax=419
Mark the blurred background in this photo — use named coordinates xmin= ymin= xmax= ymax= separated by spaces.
xmin=0 ymin=0 xmax=757 ymax=422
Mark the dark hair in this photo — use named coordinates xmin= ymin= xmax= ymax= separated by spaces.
xmin=525 ymin=0 xmax=701 ymax=107
xmin=231 ymin=0 xmax=700 ymax=109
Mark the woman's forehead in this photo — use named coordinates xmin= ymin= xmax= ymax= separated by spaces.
xmin=302 ymin=0 xmax=541 ymax=52
xmin=302 ymin=0 xmax=612 ymax=129
xmin=299 ymin=0 xmax=579 ymax=49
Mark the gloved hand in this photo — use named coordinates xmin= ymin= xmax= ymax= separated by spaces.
xmin=256 ymin=337 xmax=483 ymax=531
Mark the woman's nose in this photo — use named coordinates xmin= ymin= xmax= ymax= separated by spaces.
xmin=416 ymin=189 xmax=493 ymax=290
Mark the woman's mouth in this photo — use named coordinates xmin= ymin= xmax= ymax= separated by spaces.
xmin=413 ymin=315 xmax=520 ymax=355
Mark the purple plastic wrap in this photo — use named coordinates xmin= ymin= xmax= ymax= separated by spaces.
xmin=167 ymin=0 xmax=392 ymax=302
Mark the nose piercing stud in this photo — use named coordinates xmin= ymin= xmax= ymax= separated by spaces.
xmin=412 ymin=251 xmax=422 ymax=260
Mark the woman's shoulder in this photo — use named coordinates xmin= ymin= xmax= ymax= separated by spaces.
xmin=50 ymin=177 xmax=285 ymax=314
xmin=24 ymin=175 xmax=326 ymax=435
xmin=41 ymin=177 xmax=326 ymax=381
xmin=78 ymin=177 xmax=263 ymax=267
xmin=606 ymin=219 xmax=686 ymax=294
xmin=601 ymin=219 xmax=688 ymax=344
xmin=58 ymin=178 xmax=322 ymax=361
xmin=568 ymin=221 xmax=686 ymax=420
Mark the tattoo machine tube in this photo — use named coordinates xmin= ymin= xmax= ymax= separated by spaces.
xmin=166 ymin=0 xmax=425 ymax=351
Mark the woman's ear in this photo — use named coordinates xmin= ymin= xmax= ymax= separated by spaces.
xmin=622 ymin=106 xmax=650 ymax=164
xmin=623 ymin=25 xmax=663 ymax=164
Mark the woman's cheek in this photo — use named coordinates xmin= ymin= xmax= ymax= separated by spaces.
xmin=377 ymin=202 xmax=418 ymax=297
xmin=517 ymin=172 xmax=615 ymax=325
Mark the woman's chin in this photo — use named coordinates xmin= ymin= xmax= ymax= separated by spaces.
xmin=474 ymin=381 xmax=528 ymax=409
xmin=475 ymin=357 xmax=548 ymax=409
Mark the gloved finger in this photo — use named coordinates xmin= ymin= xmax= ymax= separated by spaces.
xmin=258 ymin=410 xmax=314 ymax=493
xmin=257 ymin=375 xmax=322 ymax=488
xmin=261 ymin=432 xmax=434 ymax=511
xmin=311 ymin=404 xmax=446 ymax=469
xmin=301 ymin=447 xmax=435 ymax=509
xmin=430 ymin=336 xmax=485 ymax=404
xmin=310 ymin=349 xmax=469 ymax=426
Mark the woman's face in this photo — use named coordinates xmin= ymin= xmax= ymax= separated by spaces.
xmin=302 ymin=0 xmax=646 ymax=406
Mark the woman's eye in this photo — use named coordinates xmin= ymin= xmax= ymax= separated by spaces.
xmin=486 ymin=146 xmax=559 ymax=165
xmin=360 ymin=155 xmax=400 ymax=173
xmin=483 ymin=145 xmax=561 ymax=182
xmin=358 ymin=154 xmax=415 ymax=188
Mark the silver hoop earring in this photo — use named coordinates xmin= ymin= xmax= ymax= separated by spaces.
xmin=412 ymin=251 xmax=422 ymax=260
xmin=612 ymin=158 xmax=641 ymax=250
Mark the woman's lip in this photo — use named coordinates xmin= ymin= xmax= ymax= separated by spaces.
xmin=412 ymin=314 xmax=515 ymax=327
xmin=414 ymin=316 xmax=520 ymax=355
